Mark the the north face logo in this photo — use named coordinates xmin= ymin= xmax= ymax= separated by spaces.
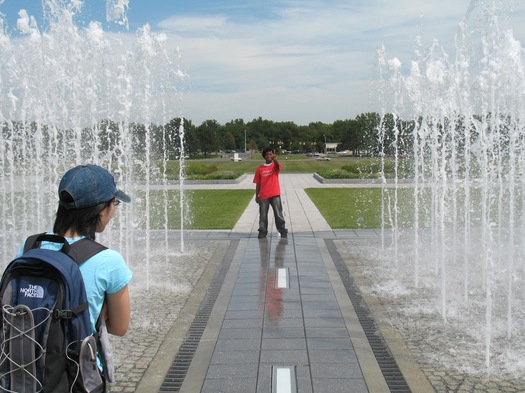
xmin=20 ymin=284 xmax=44 ymax=298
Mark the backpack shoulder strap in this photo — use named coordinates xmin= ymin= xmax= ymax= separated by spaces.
xmin=68 ymin=238 xmax=108 ymax=264
xmin=23 ymin=233 xmax=107 ymax=264
xmin=23 ymin=232 xmax=47 ymax=253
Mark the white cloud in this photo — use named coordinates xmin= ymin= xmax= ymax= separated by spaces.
xmin=152 ymin=1 xmax=487 ymax=124
xmin=5 ymin=0 xmax=522 ymax=125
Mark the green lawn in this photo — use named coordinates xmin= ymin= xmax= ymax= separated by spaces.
xmin=305 ymin=188 xmax=415 ymax=229
xmin=174 ymin=156 xmax=405 ymax=181
xmin=217 ymin=159 xmax=338 ymax=173
xmin=186 ymin=189 xmax=254 ymax=229
xmin=135 ymin=189 xmax=254 ymax=229
xmin=154 ymin=186 xmax=520 ymax=230
xmin=306 ymin=187 xmax=525 ymax=229
xmin=133 ymin=169 xmax=524 ymax=230
xmin=135 ymin=187 xmax=404 ymax=230
xmin=171 ymin=156 xmax=374 ymax=176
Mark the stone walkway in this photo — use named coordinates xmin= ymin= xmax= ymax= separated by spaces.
xmin=106 ymin=173 xmax=525 ymax=393
xmin=109 ymin=173 xmax=432 ymax=393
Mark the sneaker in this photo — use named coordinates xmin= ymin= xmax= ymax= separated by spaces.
xmin=258 ymin=232 xmax=267 ymax=239
xmin=280 ymin=231 xmax=287 ymax=238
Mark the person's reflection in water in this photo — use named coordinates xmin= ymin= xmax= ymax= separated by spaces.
xmin=274 ymin=237 xmax=287 ymax=268
xmin=258 ymin=238 xmax=269 ymax=311
xmin=265 ymin=238 xmax=288 ymax=324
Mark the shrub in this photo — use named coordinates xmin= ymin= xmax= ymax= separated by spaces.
xmin=186 ymin=170 xmax=243 ymax=180
xmin=341 ymin=159 xmax=382 ymax=176
xmin=186 ymin=162 xmax=218 ymax=176
xmin=339 ymin=158 xmax=414 ymax=179
xmin=317 ymin=169 xmax=374 ymax=179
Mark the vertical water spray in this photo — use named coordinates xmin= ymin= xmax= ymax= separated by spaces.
xmin=0 ymin=1 xmax=188 ymax=288
xmin=376 ymin=0 xmax=525 ymax=368
xmin=178 ymin=120 xmax=186 ymax=253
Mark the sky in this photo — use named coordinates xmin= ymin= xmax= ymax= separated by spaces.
xmin=1 ymin=0 xmax=524 ymax=126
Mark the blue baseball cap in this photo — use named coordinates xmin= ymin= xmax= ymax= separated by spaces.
xmin=58 ymin=164 xmax=131 ymax=209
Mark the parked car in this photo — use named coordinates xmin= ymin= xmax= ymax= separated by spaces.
xmin=317 ymin=156 xmax=331 ymax=161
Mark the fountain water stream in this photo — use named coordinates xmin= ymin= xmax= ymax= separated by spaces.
xmin=0 ymin=1 xmax=188 ymax=287
xmin=376 ymin=0 xmax=525 ymax=369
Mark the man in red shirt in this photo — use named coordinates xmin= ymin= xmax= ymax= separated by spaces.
xmin=253 ymin=147 xmax=288 ymax=239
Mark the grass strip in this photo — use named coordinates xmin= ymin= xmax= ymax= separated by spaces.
xmin=138 ymin=189 xmax=254 ymax=229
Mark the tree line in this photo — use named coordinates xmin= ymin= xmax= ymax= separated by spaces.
xmin=2 ymin=112 xmax=412 ymax=163
xmin=165 ymin=111 xmax=518 ymax=160
xmin=166 ymin=113 xmax=388 ymax=159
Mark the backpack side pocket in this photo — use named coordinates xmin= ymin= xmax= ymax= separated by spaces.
xmin=78 ymin=335 xmax=104 ymax=393
xmin=4 ymin=304 xmax=40 ymax=392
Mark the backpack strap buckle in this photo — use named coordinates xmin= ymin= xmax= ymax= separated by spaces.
xmin=53 ymin=309 xmax=72 ymax=319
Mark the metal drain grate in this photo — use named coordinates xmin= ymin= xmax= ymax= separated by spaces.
xmin=325 ymin=239 xmax=412 ymax=393
xmin=159 ymin=240 xmax=239 ymax=392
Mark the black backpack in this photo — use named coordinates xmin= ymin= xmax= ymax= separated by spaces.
xmin=0 ymin=233 xmax=107 ymax=393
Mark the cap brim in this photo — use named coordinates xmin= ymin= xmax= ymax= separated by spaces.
xmin=115 ymin=189 xmax=131 ymax=203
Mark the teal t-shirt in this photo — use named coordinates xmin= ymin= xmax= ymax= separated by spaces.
xmin=16 ymin=234 xmax=133 ymax=334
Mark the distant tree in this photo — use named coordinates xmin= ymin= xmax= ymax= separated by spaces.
xmin=378 ymin=113 xmax=398 ymax=156
xmin=275 ymin=121 xmax=298 ymax=151
xmin=222 ymin=131 xmax=236 ymax=150
xmin=163 ymin=118 xmax=180 ymax=160
xmin=308 ymin=121 xmax=333 ymax=152
xmin=184 ymin=123 xmax=200 ymax=157
xmin=196 ymin=119 xmax=222 ymax=157
xmin=149 ymin=123 xmax=171 ymax=160
xmin=355 ymin=112 xmax=381 ymax=155
xmin=91 ymin=112 xmax=419 ymax=162
xmin=331 ymin=119 xmax=350 ymax=151
xmin=298 ymin=124 xmax=314 ymax=152
xmin=247 ymin=117 xmax=275 ymax=148
xmin=248 ymin=138 xmax=258 ymax=157
xmin=224 ymin=118 xmax=246 ymax=151
xmin=333 ymin=118 xmax=371 ymax=154
xmin=164 ymin=117 xmax=195 ymax=159
xmin=97 ymin=119 xmax=121 ymax=159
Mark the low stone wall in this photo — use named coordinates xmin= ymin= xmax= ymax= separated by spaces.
xmin=183 ymin=173 xmax=248 ymax=185
xmin=313 ymin=173 xmax=413 ymax=185
xmin=313 ymin=173 xmax=382 ymax=184
xmin=143 ymin=173 xmax=248 ymax=186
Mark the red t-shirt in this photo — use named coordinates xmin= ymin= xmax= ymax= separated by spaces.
xmin=253 ymin=162 xmax=282 ymax=200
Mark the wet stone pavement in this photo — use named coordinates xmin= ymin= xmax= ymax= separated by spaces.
xmin=105 ymin=174 xmax=525 ymax=392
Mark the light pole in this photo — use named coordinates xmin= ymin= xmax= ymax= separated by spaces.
xmin=244 ymin=129 xmax=247 ymax=153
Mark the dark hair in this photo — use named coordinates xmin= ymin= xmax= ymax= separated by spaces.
xmin=53 ymin=191 xmax=112 ymax=240
xmin=262 ymin=147 xmax=274 ymax=158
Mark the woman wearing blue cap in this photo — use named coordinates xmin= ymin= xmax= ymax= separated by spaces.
xmin=51 ymin=164 xmax=133 ymax=338
xmin=14 ymin=164 xmax=133 ymax=386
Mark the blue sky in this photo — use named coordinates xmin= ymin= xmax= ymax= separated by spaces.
xmin=1 ymin=0 xmax=524 ymax=125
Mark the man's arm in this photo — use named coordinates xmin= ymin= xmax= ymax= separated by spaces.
xmin=255 ymin=183 xmax=261 ymax=203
